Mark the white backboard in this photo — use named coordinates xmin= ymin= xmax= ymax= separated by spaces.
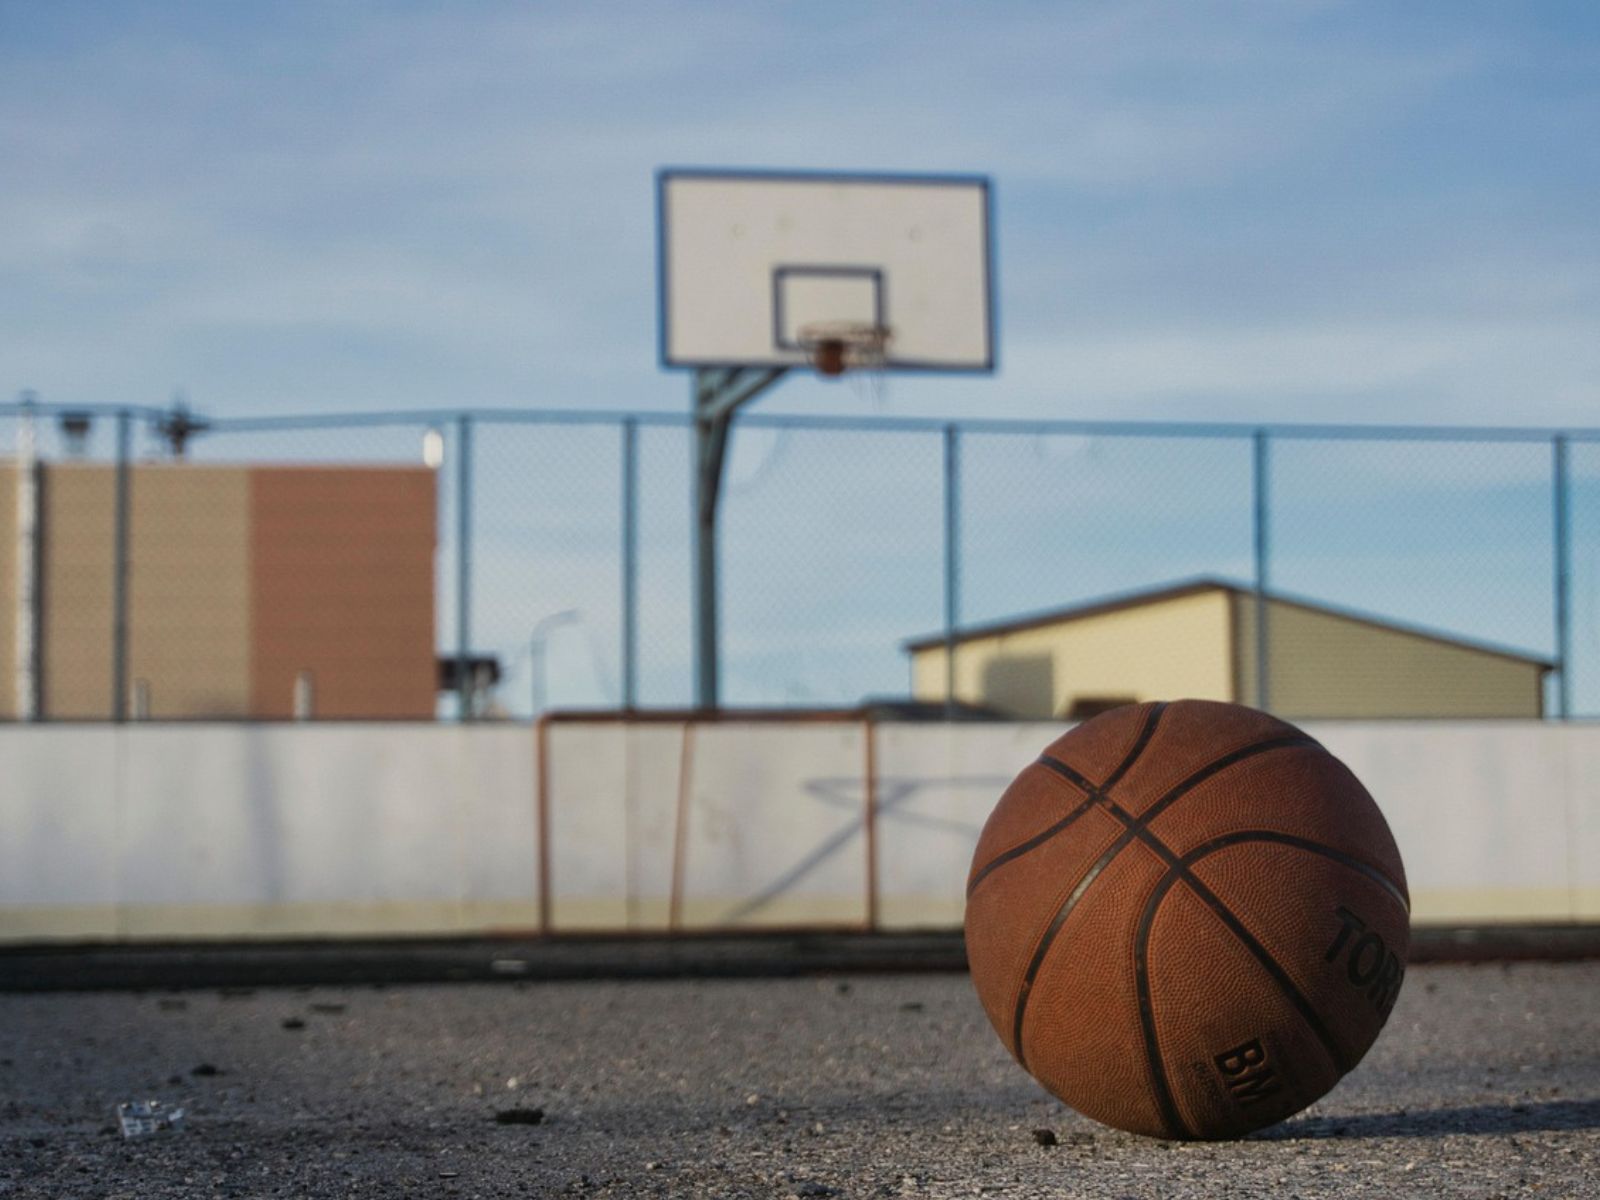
xmin=658 ymin=169 xmax=995 ymax=372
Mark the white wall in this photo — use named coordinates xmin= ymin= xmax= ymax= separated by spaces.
xmin=0 ymin=724 xmax=541 ymax=941
xmin=1315 ymin=723 xmax=1596 ymax=924
xmin=0 ymin=718 xmax=1594 ymax=943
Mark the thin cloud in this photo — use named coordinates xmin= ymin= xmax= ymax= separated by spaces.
xmin=1 ymin=2 xmax=1596 ymax=428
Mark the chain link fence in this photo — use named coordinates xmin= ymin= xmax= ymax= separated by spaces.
xmin=0 ymin=399 xmax=1590 ymax=721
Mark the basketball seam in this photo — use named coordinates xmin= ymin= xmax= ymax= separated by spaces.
xmin=1038 ymin=754 xmax=1095 ymax=794
xmin=1130 ymin=830 xmax=1403 ymax=1141
xmin=1174 ymin=864 xmax=1353 ymax=1069
xmin=1132 ymin=870 xmax=1190 ymax=1137
xmin=966 ymin=716 xmax=1147 ymax=898
xmin=1180 ymin=830 xmax=1410 ymax=915
xmin=1099 ymin=708 xmax=1164 ymax=791
xmin=967 ymin=791 xmax=1098 ymax=898
xmin=1009 ymin=703 xmax=1167 ymax=1071
xmin=1134 ymin=733 xmax=1320 ymax=828
xmin=1009 ymin=827 xmax=1143 ymax=1063
xmin=969 ymin=732 xmax=1318 ymax=900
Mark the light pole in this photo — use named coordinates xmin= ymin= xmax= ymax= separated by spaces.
xmin=530 ymin=609 xmax=580 ymax=717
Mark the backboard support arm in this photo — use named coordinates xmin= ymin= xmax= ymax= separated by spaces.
xmin=694 ymin=365 xmax=788 ymax=709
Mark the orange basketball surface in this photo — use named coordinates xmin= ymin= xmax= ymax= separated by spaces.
xmin=965 ymin=700 xmax=1410 ymax=1139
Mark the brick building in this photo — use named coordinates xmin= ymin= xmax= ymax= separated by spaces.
xmin=0 ymin=462 xmax=437 ymax=720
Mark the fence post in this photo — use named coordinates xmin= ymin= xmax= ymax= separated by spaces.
xmin=943 ymin=424 xmax=961 ymax=718
xmin=621 ymin=418 xmax=638 ymax=710
xmin=1252 ymin=430 xmax=1271 ymax=713
xmin=13 ymin=394 xmax=39 ymax=721
xmin=456 ymin=414 xmax=473 ymax=720
xmin=1554 ymin=435 xmax=1571 ymax=719
xmin=112 ymin=410 xmax=132 ymax=722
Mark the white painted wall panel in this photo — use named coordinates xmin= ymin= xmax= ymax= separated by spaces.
xmin=677 ymin=723 xmax=868 ymax=928
xmin=0 ymin=718 xmax=1594 ymax=943
xmin=1311 ymin=723 xmax=1573 ymax=922
xmin=1564 ymin=724 xmax=1600 ymax=921
xmin=0 ymin=724 xmax=542 ymax=941
xmin=119 ymin=726 xmax=462 ymax=907
xmin=544 ymin=722 xmax=636 ymax=929
xmin=620 ymin=724 xmax=691 ymax=929
xmin=0 ymin=728 xmax=119 ymax=931
xmin=452 ymin=725 xmax=540 ymax=905
xmin=873 ymin=723 xmax=1054 ymax=929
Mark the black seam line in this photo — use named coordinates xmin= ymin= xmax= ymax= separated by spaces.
xmin=978 ymin=703 xmax=1164 ymax=896
xmin=1137 ymin=733 xmax=1319 ymax=829
xmin=1179 ymin=831 xmax=1410 ymax=915
xmin=1011 ymin=828 xmax=1138 ymax=1070
xmin=1132 ymin=870 xmax=1192 ymax=1140
xmin=977 ymin=704 xmax=1167 ymax=900
xmin=1111 ymin=734 xmax=1336 ymax=1140
xmin=967 ymin=793 xmax=1099 ymax=898
xmin=1036 ymin=754 xmax=1095 ymax=794
xmin=1116 ymin=814 xmax=1354 ymax=1081
xmin=1177 ymin=866 xmax=1354 ymax=1075
xmin=1100 ymin=702 xmax=1167 ymax=791
xmin=1008 ymin=703 xmax=1167 ymax=1071
xmin=966 ymin=744 xmax=1110 ymax=902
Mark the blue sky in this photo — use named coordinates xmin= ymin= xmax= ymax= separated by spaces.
xmin=4 ymin=2 xmax=1598 ymax=714
xmin=4 ymin=1 xmax=1598 ymax=427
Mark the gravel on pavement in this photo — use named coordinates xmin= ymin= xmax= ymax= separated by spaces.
xmin=2 ymin=961 xmax=1596 ymax=1198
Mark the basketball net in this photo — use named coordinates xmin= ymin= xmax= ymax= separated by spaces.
xmin=798 ymin=322 xmax=892 ymax=407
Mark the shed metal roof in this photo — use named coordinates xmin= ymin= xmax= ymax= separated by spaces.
xmin=903 ymin=576 xmax=1554 ymax=670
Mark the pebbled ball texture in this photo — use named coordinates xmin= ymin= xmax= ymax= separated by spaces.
xmin=964 ymin=699 xmax=1409 ymax=1140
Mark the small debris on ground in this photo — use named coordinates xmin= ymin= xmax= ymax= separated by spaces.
xmin=117 ymin=1099 xmax=186 ymax=1139
xmin=494 ymin=1107 xmax=545 ymax=1125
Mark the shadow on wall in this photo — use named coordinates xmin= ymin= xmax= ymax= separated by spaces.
xmin=981 ymin=655 xmax=1054 ymax=719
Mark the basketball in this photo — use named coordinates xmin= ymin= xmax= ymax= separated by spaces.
xmin=965 ymin=699 xmax=1410 ymax=1140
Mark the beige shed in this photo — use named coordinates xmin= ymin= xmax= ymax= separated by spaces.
xmin=905 ymin=578 xmax=1551 ymax=720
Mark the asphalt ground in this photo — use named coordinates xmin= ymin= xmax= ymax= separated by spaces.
xmin=2 ymin=961 xmax=1597 ymax=1199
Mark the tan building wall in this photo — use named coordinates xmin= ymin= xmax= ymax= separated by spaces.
xmin=910 ymin=588 xmax=1234 ymax=718
xmin=1234 ymin=594 xmax=1544 ymax=719
xmin=0 ymin=465 xmax=17 ymax=715
xmin=127 ymin=466 xmax=253 ymax=718
xmin=910 ymin=583 xmax=1547 ymax=721
xmin=39 ymin=465 xmax=122 ymax=717
xmin=0 ymin=461 xmax=435 ymax=720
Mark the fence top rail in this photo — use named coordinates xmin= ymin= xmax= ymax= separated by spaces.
xmin=737 ymin=415 xmax=1600 ymax=442
xmin=8 ymin=399 xmax=1600 ymax=443
xmin=0 ymin=399 xmax=171 ymax=421
xmin=200 ymin=409 xmax=689 ymax=433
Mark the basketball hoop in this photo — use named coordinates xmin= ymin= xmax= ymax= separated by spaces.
xmin=796 ymin=321 xmax=892 ymax=379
